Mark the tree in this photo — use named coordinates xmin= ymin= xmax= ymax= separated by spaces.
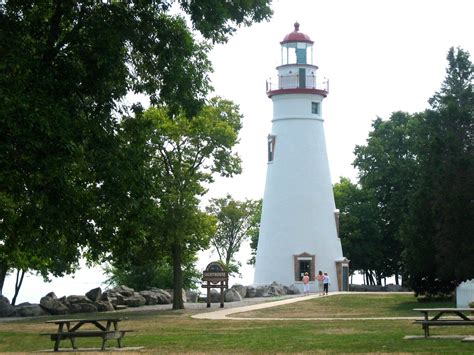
xmin=402 ymin=47 xmax=473 ymax=295
xmin=206 ymin=195 xmax=260 ymax=276
xmin=103 ymin=98 xmax=243 ymax=309
xmin=333 ymin=178 xmax=386 ymax=285
xmin=353 ymin=112 xmax=418 ymax=283
xmin=247 ymin=199 xmax=262 ymax=266
xmin=0 ymin=0 xmax=272 ymax=294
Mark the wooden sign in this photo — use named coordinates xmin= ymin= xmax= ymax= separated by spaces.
xmin=201 ymin=262 xmax=228 ymax=308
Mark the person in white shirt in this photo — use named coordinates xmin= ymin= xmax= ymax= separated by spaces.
xmin=323 ymin=273 xmax=330 ymax=295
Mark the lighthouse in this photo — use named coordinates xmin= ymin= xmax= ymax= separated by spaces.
xmin=254 ymin=23 xmax=349 ymax=292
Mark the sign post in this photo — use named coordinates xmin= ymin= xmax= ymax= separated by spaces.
xmin=202 ymin=262 xmax=228 ymax=308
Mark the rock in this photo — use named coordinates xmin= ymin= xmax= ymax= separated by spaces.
xmin=262 ymin=283 xmax=285 ymax=297
xmin=114 ymin=304 xmax=128 ymax=311
xmin=224 ymin=289 xmax=243 ymax=302
xmin=101 ymin=290 xmax=124 ymax=305
xmin=231 ymin=284 xmax=247 ymax=298
xmin=0 ymin=295 xmax=15 ymax=317
xmin=254 ymin=286 xmax=266 ymax=297
xmin=385 ymin=284 xmax=409 ymax=292
xmin=86 ymin=287 xmax=102 ymax=301
xmin=40 ymin=295 xmax=69 ymax=315
xmin=45 ymin=292 xmax=58 ymax=299
xmin=165 ymin=289 xmax=187 ymax=303
xmin=285 ymin=284 xmax=301 ymax=295
xmin=123 ymin=294 xmax=146 ymax=307
xmin=94 ymin=300 xmax=115 ymax=312
xmin=246 ymin=286 xmax=257 ymax=298
xmin=69 ymin=303 xmax=98 ymax=314
xmin=139 ymin=290 xmax=159 ymax=305
xmin=67 ymin=295 xmax=92 ymax=304
xmin=209 ymin=289 xmax=223 ymax=303
xmin=112 ymin=286 xmax=135 ymax=297
xmin=14 ymin=303 xmax=48 ymax=317
xmin=186 ymin=290 xmax=199 ymax=303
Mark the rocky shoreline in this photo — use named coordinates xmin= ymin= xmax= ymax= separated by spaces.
xmin=0 ymin=282 xmax=302 ymax=318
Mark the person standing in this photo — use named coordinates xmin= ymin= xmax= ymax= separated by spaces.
xmin=302 ymin=272 xmax=310 ymax=296
xmin=316 ymin=270 xmax=325 ymax=296
xmin=323 ymin=272 xmax=330 ymax=295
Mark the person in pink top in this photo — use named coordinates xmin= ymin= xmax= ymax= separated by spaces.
xmin=302 ymin=272 xmax=310 ymax=296
xmin=316 ymin=270 xmax=325 ymax=296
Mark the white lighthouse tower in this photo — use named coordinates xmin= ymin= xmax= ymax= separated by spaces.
xmin=254 ymin=23 xmax=349 ymax=292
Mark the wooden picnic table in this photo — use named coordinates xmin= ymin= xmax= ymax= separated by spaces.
xmin=41 ymin=317 xmax=132 ymax=351
xmin=413 ymin=308 xmax=474 ymax=338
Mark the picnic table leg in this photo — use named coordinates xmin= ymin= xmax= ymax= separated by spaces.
xmin=65 ymin=321 xmax=78 ymax=349
xmin=101 ymin=337 xmax=108 ymax=351
xmin=112 ymin=320 xmax=123 ymax=348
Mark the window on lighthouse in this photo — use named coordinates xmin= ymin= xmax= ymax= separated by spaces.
xmin=267 ymin=135 xmax=276 ymax=162
xmin=311 ymin=102 xmax=320 ymax=115
xmin=296 ymin=43 xmax=307 ymax=64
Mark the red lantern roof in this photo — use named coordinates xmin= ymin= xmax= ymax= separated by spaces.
xmin=281 ymin=22 xmax=314 ymax=44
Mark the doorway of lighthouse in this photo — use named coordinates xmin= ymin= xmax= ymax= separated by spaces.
xmin=294 ymin=253 xmax=315 ymax=281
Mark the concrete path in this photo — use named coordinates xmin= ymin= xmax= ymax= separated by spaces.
xmin=192 ymin=291 xmax=418 ymax=320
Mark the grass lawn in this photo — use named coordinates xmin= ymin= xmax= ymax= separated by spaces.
xmin=0 ymin=293 xmax=472 ymax=353
xmin=232 ymin=293 xmax=455 ymax=318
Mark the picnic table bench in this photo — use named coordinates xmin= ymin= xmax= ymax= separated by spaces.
xmin=413 ymin=308 xmax=474 ymax=338
xmin=41 ymin=317 xmax=133 ymax=351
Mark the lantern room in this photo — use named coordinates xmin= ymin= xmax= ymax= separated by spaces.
xmin=280 ymin=22 xmax=314 ymax=65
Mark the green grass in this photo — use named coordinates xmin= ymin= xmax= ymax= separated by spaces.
xmin=233 ymin=293 xmax=456 ymax=318
xmin=0 ymin=294 xmax=472 ymax=353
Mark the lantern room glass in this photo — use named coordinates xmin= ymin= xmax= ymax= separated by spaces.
xmin=281 ymin=42 xmax=313 ymax=65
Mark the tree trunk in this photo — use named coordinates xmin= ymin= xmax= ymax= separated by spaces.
xmin=11 ymin=269 xmax=26 ymax=306
xmin=171 ymin=242 xmax=184 ymax=310
xmin=0 ymin=261 xmax=9 ymax=295
xmin=395 ymin=273 xmax=400 ymax=285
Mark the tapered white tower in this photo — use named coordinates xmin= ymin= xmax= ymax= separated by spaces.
xmin=254 ymin=23 xmax=349 ymax=292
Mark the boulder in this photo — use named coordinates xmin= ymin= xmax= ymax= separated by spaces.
xmin=165 ymin=289 xmax=187 ymax=303
xmin=14 ymin=303 xmax=48 ymax=317
xmin=40 ymin=294 xmax=69 ymax=315
xmin=112 ymin=286 xmax=135 ymax=297
xmin=123 ymin=294 xmax=146 ymax=307
xmin=209 ymin=289 xmax=222 ymax=303
xmin=246 ymin=286 xmax=257 ymax=298
xmin=262 ymin=283 xmax=285 ymax=297
xmin=94 ymin=300 xmax=115 ymax=312
xmin=86 ymin=287 xmax=102 ymax=302
xmin=66 ymin=295 xmax=92 ymax=304
xmin=385 ymin=284 xmax=409 ymax=292
xmin=254 ymin=286 xmax=266 ymax=297
xmin=224 ymin=289 xmax=243 ymax=302
xmin=139 ymin=290 xmax=159 ymax=305
xmin=69 ymin=303 xmax=98 ymax=314
xmin=285 ymin=284 xmax=301 ymax=295
xmin=101 ymin=290 xmax=124 ymax=305
xmin=186 ymin=290 xmax=199 ymax=303
xmin=231 ymin=284 xmax=247 ymax=298
xmin=0 ymin=295 xmax=15 ymax=317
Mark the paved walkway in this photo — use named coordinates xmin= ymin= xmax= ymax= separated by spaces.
xmin=192 ymin=291 xmax=418 ymax=320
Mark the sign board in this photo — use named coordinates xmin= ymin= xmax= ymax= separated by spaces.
xmin=201 ymin=261 xmax=228 ymax=308
xmin=202 ymin=262 xmax=228 ymax=284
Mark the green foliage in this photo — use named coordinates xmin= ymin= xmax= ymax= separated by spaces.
xmin=351 ymin=47 xmax=473 ymax=294
xmin=107 ymin=98 xmax=242 ymax=309
xmin=206 ymin=195 xmax=260 ymax=275
xmin=103 ymin=258 xmax=201 ymax=291
xmin=402 ymin=47 xmax=474 ymax=295
xmin=353 ymin=112 xmax=417 ymax=283
xmin=0 ymin=0 xmax=271 ymax=294
xmin=247 ymin=199 xmax=262 ymax=265
xmin=333 ymin=177 xmax=385 ymax=281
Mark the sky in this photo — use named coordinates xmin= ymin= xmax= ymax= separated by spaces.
xmin=4 ymin=0 xmax=474 ymax=304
